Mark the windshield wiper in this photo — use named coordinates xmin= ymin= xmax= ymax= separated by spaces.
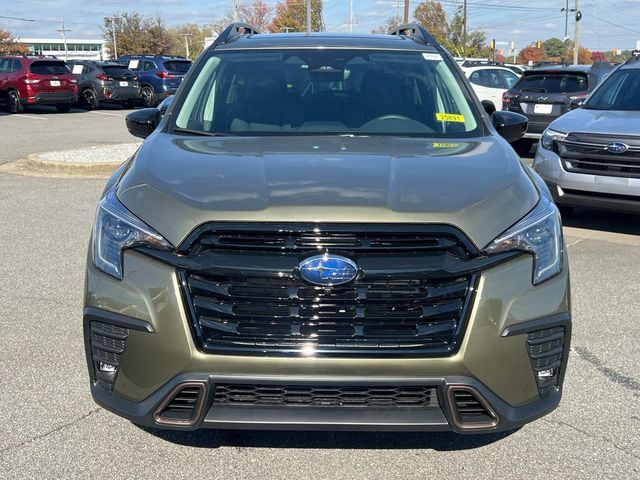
xmin=173 ymin=128 xmax=229 ymax=137
xmin=582 ymin=105 xmax=610 ymax=110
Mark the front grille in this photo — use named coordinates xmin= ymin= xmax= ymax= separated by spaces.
xmin=527 ymin=326 xmax=566 ymax=395
xmin=559 ymin=133 xmax=640 ymax=179
xmin=89 ymin=321 xmax=128 ymax=392
xmin=213 ymin=383 xmax=438 ymax=408
xmin=178 ymin=224 xmax=478 ymax=357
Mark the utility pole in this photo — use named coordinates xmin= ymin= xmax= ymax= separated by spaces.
xmin=233 ymin=0 xmax=239 ymax=22
xmin=349 ymin=0 xmax=354 ymax=32
xmin=573 ymin=0 xmax=581 ymax=65
xmin=56 ymin=17 xmax=71 ymax=61
xmin=104 ymin=16 xmax=121 ymax=60
xmin=180 ymin=33 xmax=192 ymax=59
xmin=403 ymin=0 xmax=409 ymax=23
xmin=306 ymin=0 xmax=312 ymax=32
xmin=462 ymin=0 xmax=468 ymax=58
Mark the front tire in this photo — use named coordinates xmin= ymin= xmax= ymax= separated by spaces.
xmin=56 ymin=104 xmax=72 ymax=113
xmin=140 ymin=86 xmax=156 ymax=108
xmin=80 ymin=89 xmax=99 ymax=110
xmin=7 ymin=90 xmax=23 ymax=114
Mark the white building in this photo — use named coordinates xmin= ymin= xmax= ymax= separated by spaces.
xmin=21 ymin=38 xmax=106 ymax=61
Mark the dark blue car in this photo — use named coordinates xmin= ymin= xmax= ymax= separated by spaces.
xmin=117 ymin=55 xmax=192 ymax=107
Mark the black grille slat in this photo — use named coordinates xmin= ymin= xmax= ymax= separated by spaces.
xmin=180 ymin=225 xmax=476 ymax=357
xmin=214 ymin=384 xmax=438 ymax=408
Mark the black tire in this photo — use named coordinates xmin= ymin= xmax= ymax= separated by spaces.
xmin=512 ymin=139 xmax=534 ymax=157
xmin=80 ymin=88 xmax=99 ymax=110
xmin=125 ymin=98 xmax=138 ymax=109
xmin=56 ymin=104 xmax=72 ymax=113
xmin=140 ymin=86 xmax=156 ymax=108
xmin=7 ymin=90 xmax=23 ymax=114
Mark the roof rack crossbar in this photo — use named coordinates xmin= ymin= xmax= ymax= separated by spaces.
xmin=388 ymin=23 xmax=438 ymax=47
xmin=213 ymin=22 xmax=260 ymax=47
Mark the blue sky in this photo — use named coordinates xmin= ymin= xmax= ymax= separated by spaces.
xmin=1 ymin=0 xmax=639 ymax=52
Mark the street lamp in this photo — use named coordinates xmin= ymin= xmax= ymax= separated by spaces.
xmin=104 ymin=16 xmax=121 ymax=60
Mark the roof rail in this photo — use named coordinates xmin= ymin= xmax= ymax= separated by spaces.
xmin=388 ymin=23 xmax=438 ymax=47
xmin=213 ymin=22 xmax=260 ymax=47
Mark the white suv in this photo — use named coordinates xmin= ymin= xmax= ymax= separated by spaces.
xmin=461 ymin=65 xmax=520 ymax=112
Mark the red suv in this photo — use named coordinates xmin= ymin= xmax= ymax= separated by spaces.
xmin=0 ymin=56 xmax=78 ymax=113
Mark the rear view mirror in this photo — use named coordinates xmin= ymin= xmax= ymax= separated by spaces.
xmin=491 ymin=111 xmax=528 ymax=143
xmin=126 ymin=108 xmax=161 ymax=139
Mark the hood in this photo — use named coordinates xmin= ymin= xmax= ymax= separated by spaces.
xmin=550 ymin=108 xmax=640 ymax=136
xmin=117 ymin=134 xmax=539 ymax=249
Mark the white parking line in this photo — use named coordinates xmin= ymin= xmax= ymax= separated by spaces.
xmin=88 ymin=111 xmax=123 ymax=118
xmin=10 ymin=114 xmax=47 ymax=121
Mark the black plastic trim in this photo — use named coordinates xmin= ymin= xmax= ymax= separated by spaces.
xmin=501 ymin=312 xmax=571 ymax=337
xmin=83 ymin=306 xmax=154 ymax=333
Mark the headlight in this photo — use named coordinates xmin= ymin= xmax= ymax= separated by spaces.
xmin=485 ymin=195 xmax=563 ymax=284
xmin=540 ymin=128 xmax=568 ymax=151
xmin=92 ymin=187 xmax=171 ymax=279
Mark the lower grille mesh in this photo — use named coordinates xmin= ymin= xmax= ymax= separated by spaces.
xmin=90 ymin=321 xmax=128 ymax=392
xmin=527 ymin=326 xmax=566 ymax=394
xmin=213 ymin=384 xmax=439 ymax=408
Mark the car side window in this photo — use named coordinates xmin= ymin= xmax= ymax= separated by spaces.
xmin=127 ymin=60 xmax=141 ymax=71
xmin=469 ymin=71 xmax=483 ymax=86
xmin=0 ymin=59 xmax=10 ymax=74
xmin=482 ymin=70 xmax=503 ymax=89
xmin=11 ymin=59 xmax=22 ymax=73
xmin=500 ymin=70 xmax=519 ymax=89
xmin=144 ymin=61 xmax=156 ymax=71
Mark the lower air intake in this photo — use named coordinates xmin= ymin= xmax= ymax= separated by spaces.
xmin=154 ymin=382 xmax=207 ymax=426
xmin=448 ymin=386 xmax=499 ymax=429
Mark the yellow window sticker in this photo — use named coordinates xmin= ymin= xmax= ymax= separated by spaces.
xmin=436 ymin=113 xmax=465 ymax=123
xmin=432 ymin=142 xmax=460 ymax=149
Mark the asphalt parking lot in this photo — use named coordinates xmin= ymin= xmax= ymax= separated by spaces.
xmin=0 ymin=111 xmax=639 ymax=479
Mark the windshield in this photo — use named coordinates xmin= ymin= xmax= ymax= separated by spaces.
xmin=164 ymin=60 xmax=191 ymax=73
xmin=102 ymin=66 xmax=134 ymax=78
xmin=585 ymin=68 xmax=640 ymax=111
xmin=516 ymin=73 xmax=588 ymax=93
xmin=173 ymin=49 xmax=480 ymax=136
xmin=30 ymin=61 xmax=69 ymax=75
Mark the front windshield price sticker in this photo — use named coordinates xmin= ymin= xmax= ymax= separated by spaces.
xmin=422 ymin=53 xmax=442 ymax=61
xmin=436 ymin=113 xmax=465 ymax=123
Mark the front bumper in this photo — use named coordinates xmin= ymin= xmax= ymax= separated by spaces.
xmin=84 ymin=249 xmax=571 ymax=433
xmin=533 ymin=146 xmax=640 ymax=212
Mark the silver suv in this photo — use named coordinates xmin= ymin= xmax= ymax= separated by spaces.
xmin=533 ymin=55 xmax=640 ymax=213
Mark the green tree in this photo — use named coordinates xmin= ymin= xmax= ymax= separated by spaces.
xmin=269 ymin=0 xmax=324 ymax=32
xmin=169 ymin=24 xmax=209 ymax=59
xmin=103 ymin=12 xmax=174 ymax=58
xmin=543 ymin=37 xmax=565 ymax=60
xmin=413 ymin=1 xmax=448 ymax=45
xmin=0 ymin=28 xmax=29 ymax=55
xmin=446 ymin=7 xmax=488 ymax=57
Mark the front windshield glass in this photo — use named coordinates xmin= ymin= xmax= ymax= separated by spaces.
xmin=585 ymin=68 xmax=640 ymax=111
xmin=173 ymin=49 xmax=480 ymax=136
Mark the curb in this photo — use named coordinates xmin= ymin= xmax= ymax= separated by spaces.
xmin=0 ymin=152 xmax=128 ymax=179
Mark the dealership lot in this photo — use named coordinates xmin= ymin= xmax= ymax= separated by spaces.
xmin=0 ymin=112 xmax=639 ymax=479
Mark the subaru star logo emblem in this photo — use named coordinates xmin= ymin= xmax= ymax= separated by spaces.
xmin=605 ymin=142 xmax=629 ymax=154
xmin=298 ymin=254 xmax=358 ymax=286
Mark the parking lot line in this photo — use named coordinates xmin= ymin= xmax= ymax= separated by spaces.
xmin=11 ymin=114 xmax=47 ymax=121
xmin=88 ymin=111 xmax=124 ymax=118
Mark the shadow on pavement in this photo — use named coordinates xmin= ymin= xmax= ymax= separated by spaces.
xmin=139 ymin=427 xmax=518 ymax=450
xmin=562 ymin=207 xmax=640 ymax=236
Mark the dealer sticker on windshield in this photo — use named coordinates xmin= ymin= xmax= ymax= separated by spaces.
xmin=436 ymin=113 xmax=465 ymax=123
xmin=422 ymin=53 xmax=443 ymax=61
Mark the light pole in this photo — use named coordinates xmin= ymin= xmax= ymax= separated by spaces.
xmin=306 ymin=0 xmax=312 ymax=32
xmin=56 ymin=17 xmax=71 ymax=61
xmin=179 ymin=33 xmax=193 ymax=59
xmin=104 ymin=16 xmax=121 ymax=60
xmin=573 ymin=0 xmax=582 ymax=65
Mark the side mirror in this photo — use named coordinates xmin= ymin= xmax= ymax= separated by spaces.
xmin=126 ymin=108 xmax=161 ymax=139
xmin=481 ymin=100 xmax=496 ymax=116
xmin=569 ymin=98 xmax=585 ymax=110
xmin=491 ymin=111 xmax=528 ymax=143
xmin=157 ymin=95 xmax=173 ymax=115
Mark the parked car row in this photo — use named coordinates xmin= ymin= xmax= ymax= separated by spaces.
xmin=0 ymin=54 xmax=192 ymax=113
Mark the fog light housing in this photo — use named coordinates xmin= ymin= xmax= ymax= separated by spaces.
xmin=527 ymin=327 xmax=566 ymax=395
xmin=98 ymin=362 xmax=117 ymax=373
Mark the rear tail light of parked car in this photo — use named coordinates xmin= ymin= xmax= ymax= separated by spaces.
xmin=23 ymin=73 xmax=40 ymax=84
xmin=156 ymin=71 xmax=175 ymax=79
xmin=96 ymin=73 xmax=109 ymax=81
xmin=502 ymin=92 xmax=516 ymax=106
